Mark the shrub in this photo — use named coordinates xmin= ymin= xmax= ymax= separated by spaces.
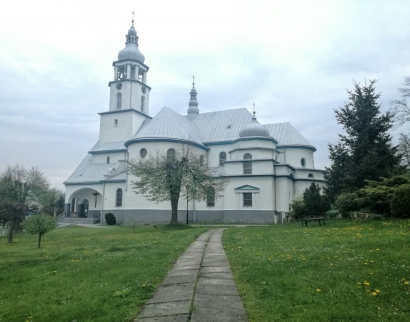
xmin=390 ymin=184 xmax=410 ymax=218
xmin=303 ymin=183 xmax=329 ymax=217
xmin=105 ymin=213 xmax=116 ymax=225
xmin=335 ymin=192 xmax=359 ymax=218
xmin=21 ymin=214 xmax=56 ymax=248
xmin=290 ymin=197 xmax=305 ymax=219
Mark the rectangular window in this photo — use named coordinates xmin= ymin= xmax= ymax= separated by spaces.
xmin=243 ymin=193 xmax=252 ymax=207
xmin=107 ymin=156 xmax=110 ymax=164
xmin=207 ymin=188 xmax=215 ymax=207
xmin=243 ymin=161 xmax=252 ymax=174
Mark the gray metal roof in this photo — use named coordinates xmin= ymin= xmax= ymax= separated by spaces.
xmin=133 ymin=107 xmax=205 ymax=147
xmin=264 ymin=123 xmax=312 ymax=147
xmin=189 ymin=108 xmax=253 ymax=143
xmin=64 ymin=154 xmax=124 ymax=184
xmin=90 ymin=141 xmax=127 ymax=153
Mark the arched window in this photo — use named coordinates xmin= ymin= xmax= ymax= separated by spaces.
xmin=107 ymin=156 xmax=110 ymax=164
xmin=200 ymin=155 xmax=204 ymax=166
xmin=167 ymin=148 xmax=175 ymax=162
xmin=243 ymin=153 xmax=252 ymax=174
xmin=141 ymin=96 xmax=145 ymax=112
xmin=219 ymin=152 xmax=226 ymax=166
xmin=207 ymin=187 xmax=215 ymax=207
xmin=301 ymin=158 xmax=306 ymax=167
xmin=117 ymin=93 xmax=122 ymax=109
xmin=308 ymin=173 xmax=314 ymax=178
xmin=116 ymin=188 xmax=123 ymax=207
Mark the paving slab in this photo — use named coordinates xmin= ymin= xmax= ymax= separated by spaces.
xmin=136 ymin=314 xmax=190 ymax=322
xmin=134 ymin=228 xmax=247 ymax=321
xmin=137 ymin=301 xmax=191 ymax=318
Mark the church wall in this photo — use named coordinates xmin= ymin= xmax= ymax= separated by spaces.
xmin=206 ymin=144 xmax=232 ymax=167
xmin=223 ymin=176 xmax=275 ymax=210
xmin=230 ymin=148 xmax=275 ymax=160
xmin=99 ymin=111 xmax=146 ymax=145
xmin=275 ymin=177 xmax=294 ymax=212
xmin=92 ymin=152 xmax=127 ymax=164
xmin=284 ymin=148 xmax=314 ymax=169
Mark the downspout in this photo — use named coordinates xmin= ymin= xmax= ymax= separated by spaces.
xmin=193 ymin=200 xmax=196 ymax=223
xmin=101 ymin=182 xmax=106 ymax=223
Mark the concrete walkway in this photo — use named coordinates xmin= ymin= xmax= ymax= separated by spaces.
xmin=134 ymin=228 xmax=248 ymax=322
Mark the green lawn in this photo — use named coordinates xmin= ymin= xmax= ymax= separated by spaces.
xmin=0 ymin=225 xmax=210 ymax=322
xmin=2 ymin=220 xmax=410 ymax=322
xmin=223 ymin=219 xmax=410 ymax=321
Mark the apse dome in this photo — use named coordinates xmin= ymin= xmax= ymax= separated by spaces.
xmin=239 ymin=114 xmax=270 ymax=138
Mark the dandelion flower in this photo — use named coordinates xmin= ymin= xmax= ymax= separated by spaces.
xmin=372 ymin=292 xmax=377 ymax=296
xmin=316 ymin=289 xmax=321 ymax=292
xmin=142 ymin=284 xmax=146 ymax=288
xmin=405 ymin=281 xmax=409 ymax=285
xmin=376 ymin=289 xmax=380 ymax=293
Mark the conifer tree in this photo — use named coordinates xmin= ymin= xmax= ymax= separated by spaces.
xmin=325 ymin=80 xmax=401 ymax=201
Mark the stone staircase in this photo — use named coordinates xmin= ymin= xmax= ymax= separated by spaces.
xmin=57 ymin=217 xmax=97 ymax=225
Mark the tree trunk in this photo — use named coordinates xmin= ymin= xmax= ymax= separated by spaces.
xmin=170 ymin=197 xmax=179 ymax=225
xmin=38 ymin=232 xmax=43 ymax=248
xmin=7 ymin=217 xmax=15 ymax=244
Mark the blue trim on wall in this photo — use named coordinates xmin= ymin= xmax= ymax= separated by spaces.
xmin=224 ymin=158 xmax=276 ymax=164
xmin=89 ymin=149 xmax=126 ymax=155
xmin=98 ymin=108 xmax=152 ymax=119
xmin=65 ymin=179 xmax=126 ymax=186
xmin=233 ymin=136 xmax=278 ymax=145
xmin=124 ymin=138 xmax=209 ymax=151
xmin=277 ymin=144 xmax=316 ymax=152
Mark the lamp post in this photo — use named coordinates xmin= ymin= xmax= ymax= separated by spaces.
xmin=186 ymin=194 xmax=189 ymax=225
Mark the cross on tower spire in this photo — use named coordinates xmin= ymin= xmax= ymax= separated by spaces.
xmin=131 ymin=11 xmax=135 ymax=26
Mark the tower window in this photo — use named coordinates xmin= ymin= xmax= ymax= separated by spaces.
xmin=243 ymin=193 xmax=252 ymax=207
xmin=308 ymin=173 xmax=314 ymax=178
xmin=219 ymin=152 xmax=226 ymax=166
xmin=116 ymin=188 xmax=123 ymax=207
xmin=207 ymin=187 xmax=215 ymax=207
xmin=141 ymin=96 xmax=145 ymax=112
xmin=114 ymin=119 xmax=118 ymax=127
xmin=243 ymin=153 xmax=252 ymax=174
xmin=117 ymin=93 xmax=122 ymax=109
xmin=301 ymin=158 xmax=306 ymax=167
xmin=107 ymin=157 xmax=110 ymax=164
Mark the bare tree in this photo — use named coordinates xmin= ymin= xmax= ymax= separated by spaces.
xmin=391 ymin=76 xmax=410 ymax=168
xmin=391 ymin=76 xmax=410 ymax=127
xmin=128 ymin=145 xmax=228 ymax=225
xmin=398 ymin=133 xmax=410 ymax=168
xmin=0 ymin=164 xmax=49 ymax=243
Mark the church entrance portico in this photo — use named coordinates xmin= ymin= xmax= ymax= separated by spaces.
xmin=65 ymin=188 xmax=102 ymax=219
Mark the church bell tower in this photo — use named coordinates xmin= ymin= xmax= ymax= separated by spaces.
xmin=108 ymin=18 xmax=150 ymax=115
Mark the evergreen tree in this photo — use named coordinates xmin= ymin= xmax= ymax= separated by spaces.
xmin=303 ymin=183 xmax=329 ymax=217
xmin=325 ymin=80 xmax=401 ymax=201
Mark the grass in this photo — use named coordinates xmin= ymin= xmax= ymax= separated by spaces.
xmin=0 ymin=225 xmax=210 ymax=322
xmin=223 ymin=219 xmax=410 ymax=321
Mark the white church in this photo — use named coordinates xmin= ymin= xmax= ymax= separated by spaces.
xmin=64 ymin=21 xmax=326 ymax=224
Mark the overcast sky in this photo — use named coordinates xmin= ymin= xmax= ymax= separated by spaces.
xmin=1 ymin=0 xmax=409 ymax=191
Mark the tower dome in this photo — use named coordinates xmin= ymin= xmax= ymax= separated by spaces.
xmin=187 ymin=77 xmax=199 ymax=117
xmin=118 ymin=23 xmax=145 ymax=63
xmin=239 ymin=111 xmax=270 ymax=138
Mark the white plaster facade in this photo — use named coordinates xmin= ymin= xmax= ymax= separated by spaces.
xmin=64 ymin=22 xmax=326 ymax=224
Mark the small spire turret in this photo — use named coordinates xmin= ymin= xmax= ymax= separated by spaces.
xmin=187 ymin=76 xmax=199 ymax=117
